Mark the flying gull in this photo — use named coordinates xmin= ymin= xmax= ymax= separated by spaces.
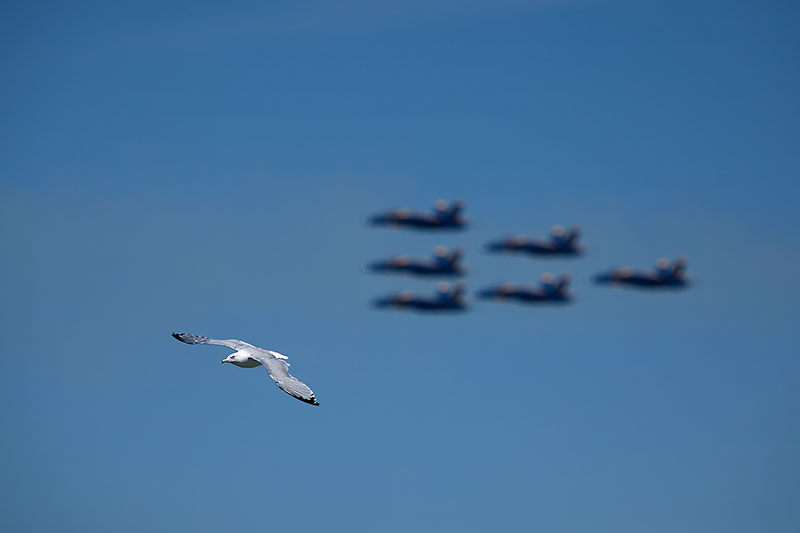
xmin=172 ymin=333 xmax=320 ymax=406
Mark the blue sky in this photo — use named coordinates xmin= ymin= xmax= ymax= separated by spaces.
xmin=1 ymin=1 xmax=799 ymax=531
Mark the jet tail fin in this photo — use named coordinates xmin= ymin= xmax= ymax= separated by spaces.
xmin=565 ymin=226 xmax=581 ymax=245
xmin=671 ymin=257 xmax=687 ymax=278
xmin=452 ymin=282 xmax=466 ymax=302
xmin=555 ymin=273 xmax=571 ymax=293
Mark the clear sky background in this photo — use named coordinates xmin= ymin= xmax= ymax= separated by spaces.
xmin=2 ymin=1 xmax=799 ymax=531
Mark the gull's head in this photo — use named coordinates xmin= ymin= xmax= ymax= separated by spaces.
xmin=220 ymin=352 xmax=260 ymax=368
xmin=220 ymin=353 xmax=244 ymax=365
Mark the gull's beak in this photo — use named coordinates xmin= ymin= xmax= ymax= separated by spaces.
xmin=220 ymin=359 xmax=227 ymax=364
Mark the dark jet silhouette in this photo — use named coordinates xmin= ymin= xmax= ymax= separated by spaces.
xmin=366 ymin=199 xmax=466 ymax=230
xmin=364 ymin=246 xmax=465 ymax=277
xmin=482 ymin=225 xmax=582 ymax=256
xmin=372 ymin=282 xmax=467 ymax=312
xmin=589 ymin=257 xmax=689 ymax=288
xmin=478 ymin=273 xmax=572 ymax=304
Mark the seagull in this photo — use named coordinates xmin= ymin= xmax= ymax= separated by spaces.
xmin=171 ymin=332 xmax=320 ymax=406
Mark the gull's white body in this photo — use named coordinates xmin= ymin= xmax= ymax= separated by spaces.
xmin=172 ymin=333 xmax=320 ymax=406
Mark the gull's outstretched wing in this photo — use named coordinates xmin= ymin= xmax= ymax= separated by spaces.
xmin=171 ymin=332 xmax=256 ymax=351
xmin=250 ymin=352 xmax=320 ymax=406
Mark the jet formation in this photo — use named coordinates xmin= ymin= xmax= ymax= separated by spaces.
xmin=365 ymin=198 xmax=689 ymax=312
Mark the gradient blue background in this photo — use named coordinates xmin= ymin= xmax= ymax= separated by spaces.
xmin=2 ymin=1 xmax=799 ymax=531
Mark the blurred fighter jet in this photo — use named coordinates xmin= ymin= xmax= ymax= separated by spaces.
xmin=478 ymin=273 xmax=572 ymax=304
xmin=364 ymin=246 xmax=465 ymax=277
xmin=366 ymin=199 xmax=466 ymax=230
xmin=372 ymin=282 xmax=467 ymax=312
xmin=589 ymin=257 xmax=689 ymax=288
xmin=482 ymin=225 xmax=582 ymax=256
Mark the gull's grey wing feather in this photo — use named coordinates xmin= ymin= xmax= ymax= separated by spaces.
xmin=250 ymin=352 xmax=320 ymax=406
xmin=171 ymin=332 xmax=256 ymax=351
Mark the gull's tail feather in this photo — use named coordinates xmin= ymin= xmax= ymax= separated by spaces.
xmin=172 ymin=332 xmax=211 ymax=345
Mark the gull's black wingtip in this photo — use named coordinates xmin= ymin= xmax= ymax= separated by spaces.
xmin=298 ymin=395 xmax=320 ymax=406
xmin=289 ymin=390 xmax=320 ymax=406
xmin=298 ymin=398 xmax=321 ymax=406
xmin=171 ymin=332 xmax=190 ymax=343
